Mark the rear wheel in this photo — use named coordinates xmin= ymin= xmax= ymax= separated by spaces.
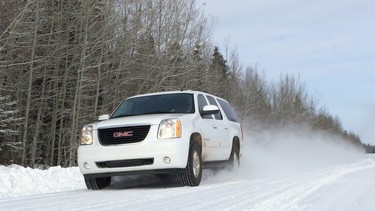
xmin=228 ymin=144 xmax=240 ymax=169
xmin=180 ymin=144 xmax=202 ymax=186
xmin=84 ymin=176 xmax=111 ymax=190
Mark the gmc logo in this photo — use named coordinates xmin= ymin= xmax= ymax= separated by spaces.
xmin=113 ymin=131 xmax=133 ymax=138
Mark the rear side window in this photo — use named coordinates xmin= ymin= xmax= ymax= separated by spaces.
xmin=217 ymin=99 xmax=240 ymax=122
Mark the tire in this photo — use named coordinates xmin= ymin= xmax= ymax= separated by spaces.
xmin=228 ymin=144 xmax=240 ymax=169
xmin=84 ymin=176 xmax=111 ymax=190
xmin=180 ymin=144 xmax=202 ymax=186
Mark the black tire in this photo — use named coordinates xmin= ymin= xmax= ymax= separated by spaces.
xmin=228 ymin=144 xmax=240 ymax=169
xmin=84 ymin=176 xmax=111 ymax=190
xmin=180 ymin=144 xmax=202 ymax=186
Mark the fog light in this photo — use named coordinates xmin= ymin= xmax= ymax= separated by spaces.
xmin=164 ymin=156 xmax=171 ymax=164
xmin=83 ymin=162 xmax=90 ymax=170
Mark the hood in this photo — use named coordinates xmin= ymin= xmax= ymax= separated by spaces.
xmin=89 ymin=113 xmax=188 ymax=129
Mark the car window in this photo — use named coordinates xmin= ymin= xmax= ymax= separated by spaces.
xmin=111 ymin=93 xmax=195 ymax=118
xmin=206 ymin=95 xmax=223 ymax=120
xmin=217 ymin=99 xmax=240 ymax=122
xmin=198 ymin=94 xmax=213 ymax=119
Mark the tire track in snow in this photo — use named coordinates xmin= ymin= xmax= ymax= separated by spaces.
xmin=246 ymin=158 xmax=375 ymax=211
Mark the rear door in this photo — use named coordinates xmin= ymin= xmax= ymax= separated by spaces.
xmin=197 ymin=94 xmax=219 ymax=149
xmin=206 ymin=95 xmax=231 ymax=151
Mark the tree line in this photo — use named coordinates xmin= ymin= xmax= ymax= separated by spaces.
xmin=0 ymin=0 xmax=369 ymax=167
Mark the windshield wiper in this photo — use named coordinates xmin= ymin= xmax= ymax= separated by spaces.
xmin=110 ymin=114 xmax=139 ymax=119
xmin=141 ymin=111 xmax=169 ymax=115
xmin=110 ymin=111 xmax=169 ymax=119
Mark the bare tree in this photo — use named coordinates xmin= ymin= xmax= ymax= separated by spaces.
xmin=0 ymin=0 xmax=364 ymax=166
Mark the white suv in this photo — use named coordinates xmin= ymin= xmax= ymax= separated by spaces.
xmin=78 ymin=90 xmax=243 ymax=189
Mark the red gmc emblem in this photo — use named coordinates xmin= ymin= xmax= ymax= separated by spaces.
xmin=113 ymin=131 xmax=133 ymax=138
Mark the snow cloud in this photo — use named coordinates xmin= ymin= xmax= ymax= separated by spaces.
xmin=204 ymin=125 xmax=365 ymax=184
xmin=241 ymin=125 xmax=365 ymax=179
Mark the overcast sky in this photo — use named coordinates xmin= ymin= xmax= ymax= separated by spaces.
xmin=197 ymin=0 xmax=375 ymax=144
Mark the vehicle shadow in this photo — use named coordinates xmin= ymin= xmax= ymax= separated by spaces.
xmin=107 ymin=169 xmax=226 ymax=190
xmin=109 ymin=174 xmax=183 ymax=189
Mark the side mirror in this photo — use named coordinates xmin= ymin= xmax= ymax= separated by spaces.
xmin=201 ymin=105 xmax=219 ymax=116
xmin=98 ymin=114 xmax=110 ymax=121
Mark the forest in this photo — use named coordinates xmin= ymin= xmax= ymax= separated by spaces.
xmin=0 ymin=0 xmax=367 ymax=167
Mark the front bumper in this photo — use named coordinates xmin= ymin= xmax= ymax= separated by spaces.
xmin=77 ymin=137 xmax=190 ymax=176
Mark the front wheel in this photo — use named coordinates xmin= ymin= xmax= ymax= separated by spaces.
xmin=84 ymin=176 xmax=111 ymax=190
xmin=180 ymin=144 xmax=202 ymax=186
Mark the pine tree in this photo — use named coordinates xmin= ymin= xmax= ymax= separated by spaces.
xmin=207 ymin=47 xmax=230 ymax=98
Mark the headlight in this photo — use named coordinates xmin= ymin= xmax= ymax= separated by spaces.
xmin=158 ymin=119 xmax=181 ymax=139
xmin=80 ymin=125 xmax=93 ymax=145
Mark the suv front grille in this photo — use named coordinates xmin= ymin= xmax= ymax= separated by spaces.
xmin=98 ymin=125 xmax=151 ymax=146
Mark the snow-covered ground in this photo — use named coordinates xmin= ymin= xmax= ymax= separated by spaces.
xmin=1 ymin=129 xmax=374 ymax=210
xmin=0 ymin=165 xmax=86 ymax=199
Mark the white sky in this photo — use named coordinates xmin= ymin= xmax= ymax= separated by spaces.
xmin=197 ymin=0 xmax=375 ymax=144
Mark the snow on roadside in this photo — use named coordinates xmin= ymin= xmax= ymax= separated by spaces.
xmin=0 ymin=165 xmax=86 ymax=199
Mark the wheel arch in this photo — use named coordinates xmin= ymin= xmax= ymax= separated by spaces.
xmin=232 ymin=136 xmax=240 ymax=153
xmin=190 ymin=132 xmax=202 ymax=151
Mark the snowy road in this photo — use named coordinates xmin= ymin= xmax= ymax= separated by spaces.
xmin=1 ymin=156 xmax=375 ymax=211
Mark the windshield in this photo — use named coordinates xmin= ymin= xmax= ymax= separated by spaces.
xmin=111 ymin=93 xmax=195 ymax=118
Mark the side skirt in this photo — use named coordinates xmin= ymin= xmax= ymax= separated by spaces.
xmin=203 ymin=160 xmax=229 ymax=169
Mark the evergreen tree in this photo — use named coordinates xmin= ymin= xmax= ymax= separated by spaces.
xmin=188 ymin=44 xmax=206 ymax=91
xmin=207 ymin=47 xmax=230 ymax=98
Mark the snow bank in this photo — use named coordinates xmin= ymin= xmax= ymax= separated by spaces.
xmin=0 ymin=165 xmax=86 ymax=199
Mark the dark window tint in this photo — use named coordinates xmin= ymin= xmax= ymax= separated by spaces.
xmin=111 ymin=93 xmax=195 ymax=118
xmin=217 ymin=99 xmax=240 ymax=122
xmin=198 ymin=94 xmax=213 ymax=119
xmin=206 ymin=96 xmax=223 ymax=120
